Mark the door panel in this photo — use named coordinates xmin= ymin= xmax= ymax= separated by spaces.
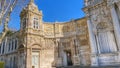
xmin=32 ymin=52 xmax=39 ymax=68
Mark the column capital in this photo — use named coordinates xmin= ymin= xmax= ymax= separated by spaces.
xmin=87 ymin=16 xmax=91 ymax=20
xmin=109 ymin=4 xmax=115 ymax=9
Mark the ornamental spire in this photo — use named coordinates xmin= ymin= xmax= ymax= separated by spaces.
xmin=30 ymin=0 xmax=34 ymax=3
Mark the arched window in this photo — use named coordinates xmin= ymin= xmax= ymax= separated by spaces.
xmin=8 ymin=41 xmax=11 ymax=51
xmin=10 ymin=40 xmax=12 ymax=51
xmin=22 ymin=18 xmax=27 ymax=29
xmin=33 ymin=18 xmax=39 ymax=29
xmin=2 ymin=42 xmax=5 ymax=54
xmin=13 ymin=56 xmax=16 ymax=68
xmin=11 ymin=40 xmax=14 ymax=50
xmin=15 ymin=39 xmax=18 ymax=49
xmin=0 ymin=45 xmax=1 ymax=54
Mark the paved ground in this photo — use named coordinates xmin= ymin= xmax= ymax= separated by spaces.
xmin=56 ymin=66 xmax=120 ymax=68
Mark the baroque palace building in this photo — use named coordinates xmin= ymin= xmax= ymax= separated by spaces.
xmin=0 ymin=0 xmax=120 ymax=68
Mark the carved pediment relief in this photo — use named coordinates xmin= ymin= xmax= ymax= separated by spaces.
xmin=96 ymin=22 xmax=113 ymax=32
xmin=32 ymin=44 xmax=41 ymax=49
xmin=96 ymin=22 xmax=107 ymax=29
xmin=91 ymin=4 xmax=112 ymax=25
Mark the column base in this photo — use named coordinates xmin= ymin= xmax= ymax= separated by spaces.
xmin=91 ymin=53 xmax=120 ymax=66
xmin=91 ymin=54 xmax=98 ymax=66
xmin=53 ymin=58 xmax=62 ymax=67
xmin=73 ymin=55 xmax=80 ymax=66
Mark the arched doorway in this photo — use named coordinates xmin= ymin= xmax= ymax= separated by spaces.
xmin=31 ymin=44 xmax=41 ymax=68
xmin=63 ymin=50 xmax=73 ymax=66
xmin=32 ymin=51 xmax=39 ymax=68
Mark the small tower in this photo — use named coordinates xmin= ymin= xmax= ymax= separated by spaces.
xmin=20 ymin=0 xmax=42 ymax=33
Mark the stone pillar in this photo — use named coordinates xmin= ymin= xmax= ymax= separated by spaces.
xmin=87 ymin=19 xmax=97 ymax=54
xmin=72 ymin=38 xmax=80 ymax=65
xmin=95 ymin=34 xmax=101 ymax=54
xmin=6 ymin=39 xmax=9 ymax=54
xmin=13 ymin=39 xmax=15 ymax=51
xmin=110 ymin=5 xmax=120 ymax=51
xmin=26 ymin=48 xmax=31 ymax=68
xmin=54 ymin=41 xmax=62 ymax=67
xmin=3 ymin=38 xmax=7 ymax=54
xmin=87 ymin=18 xmax=98 ymax=66
xmin=10 ymin=40 xmax=12 ymax=52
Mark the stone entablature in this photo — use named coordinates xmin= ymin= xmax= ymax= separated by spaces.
xmin=43 ymin=18 xmax=87 ymax=38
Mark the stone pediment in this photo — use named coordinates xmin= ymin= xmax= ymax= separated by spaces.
xmin=31 ymin=44 xmax=41 ymax=49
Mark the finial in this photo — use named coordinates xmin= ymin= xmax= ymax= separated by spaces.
xmin=30 ymin=0 xmax=34 ymax=3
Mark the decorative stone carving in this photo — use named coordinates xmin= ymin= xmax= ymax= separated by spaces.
xmin=73 ymin=55 xmax=80 ymax=65
xmin=0 ymin=0 xmax=91 ymax=68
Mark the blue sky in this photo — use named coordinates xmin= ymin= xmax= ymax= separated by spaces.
xmin=1 ymin=0 xmax=85 ymax=32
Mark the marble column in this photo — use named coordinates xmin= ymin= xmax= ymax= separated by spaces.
xmin=95 ymin=34 xmax=101 ymax=54
xmin=4 ymin=38 xmax=7 ymax=54
xmin=10 ymin=40 xmax=12 ymax=52
xmin=87 ymin=18 xmax=97 ymax=54
xmin=13 ymin=39 xmax=15 ymax=51
xmin=87 ymin=18 xmax=98 ymax=66
xmin=6 ymin=40 xmax=9 ymax=54
xmin=110 ymin=5 xmax=120 ymax=51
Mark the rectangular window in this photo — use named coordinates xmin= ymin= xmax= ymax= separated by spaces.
xmin=15 ymin=39 xmax=17 ymax=49
xmin=22 ymin=18 xmax=27 ymax=29
xmin=0 ymin=45 xmax=1 ymax=54
xmin=9 ymin=42 xmax=11 ymax=51
xmin=2 ymin=42 xmax=5 ymax=54
xmin=33 ymin=18 xmax=39 ymax=29
xmin=12 ymin=40 xmax=14 ymax=50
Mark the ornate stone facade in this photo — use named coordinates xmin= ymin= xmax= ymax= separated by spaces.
xmin=84 ymin=0 xmax=120 ymax=66
xmin=0 ymin=0 xmax=90 ymax=68
xmin=1 ymin=0 xmax=120 ymax=68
